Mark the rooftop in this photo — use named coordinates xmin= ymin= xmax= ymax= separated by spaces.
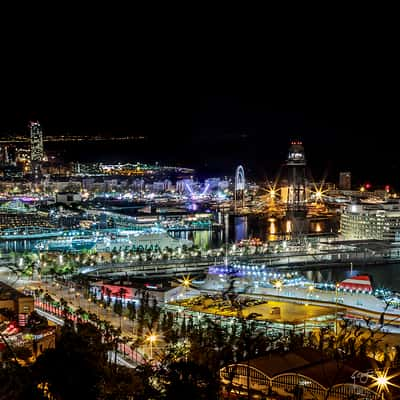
xmin=0 ymin=281 xmax=31 ymax=301
xmin=230 ymin=349 xmax=400 ymax=394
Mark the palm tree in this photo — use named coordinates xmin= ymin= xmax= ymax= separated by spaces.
xmin=117 ymin=287 xmax=127 ymax=304
xmin=75 ymin=307 xmax=86 ymax=323
xmin=105 ymin=287 xmax=112 ymax=306
xmin=43 ymin=293 xmax=54 ymax=313
xmin=130 ymin=337 xmax=144 ymax=364
xmin=59 ymin=297 xmax=69 ymax=319
xmin=88 ymin=312 xmax=99 ymax=327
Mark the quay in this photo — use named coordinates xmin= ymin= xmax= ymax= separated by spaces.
xmin=82 ymin=240 xmax=400 ymax=278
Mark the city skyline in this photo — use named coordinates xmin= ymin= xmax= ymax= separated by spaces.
xmin=0 ymin=96 xmax=398 ymax=187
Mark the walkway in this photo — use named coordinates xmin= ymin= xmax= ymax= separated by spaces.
xmin=32 ymin=284 xmax=148 ymax=366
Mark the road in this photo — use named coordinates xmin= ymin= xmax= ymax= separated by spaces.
xmin=36 ymin=308 xmax=138 ymax=368
xmin=1 ymin=267 xmax=164 ymax=364
xmin=30 ymin=279 xmax=156 ymax=362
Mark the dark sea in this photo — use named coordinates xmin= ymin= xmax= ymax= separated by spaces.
xmin=45 ymin=136 xmax=337 ymax=182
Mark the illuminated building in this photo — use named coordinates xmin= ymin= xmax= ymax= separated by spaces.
xmin=281 ymin=141 xmax=309 ymax=235
xmin=15 ymin=147 xmax=30 ymax=161
xmin=0 ymin=281 xmax=34 ymax=327
xmin=55 ymin=191 xmax=82 ymax=205
xmin=340 ymin=203 xmax=400 ymax=241
xmin=92 ymin=280 xmax=200 ymax=304
xmin=30 ymin=121 xmax=44 ymax=179
xmin=0 ymin=283 xmax=56 ymax=359
xmin=151 ymin=179 xmax=172 ymax=192
xmin=339 ymin=172 xmax=351 ymax=190
xmin=285 ymin=141 xmax=307 ymax=209
xmin=0 ymin=201 xmax=54 ymax=230
xmin=71 ymin=162 xmax=102 ymax=175
xmin=0 ymin=145 xmax=12 ymax=165
xmin=220 ymin=349 xmax=385 ymax=400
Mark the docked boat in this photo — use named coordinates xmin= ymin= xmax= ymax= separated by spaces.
xmin=95 ymin=230 xmax=192 ymax=252
xmin=338 ymin=275 xmax=373 ymax=292
xmin=35 ymin=237 xmax=97 ymax=252
xmin=315 ymin=274 xmax=374 ymax=294
xmin=34 ymin=228 xmax=192 ymax=252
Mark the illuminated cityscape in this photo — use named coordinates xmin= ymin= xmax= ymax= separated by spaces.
xmin=1 ymin=107 xmax=400 ymax=399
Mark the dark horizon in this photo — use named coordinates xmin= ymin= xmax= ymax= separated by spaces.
xmin=0 ymin=96 xmax=398 ymax=188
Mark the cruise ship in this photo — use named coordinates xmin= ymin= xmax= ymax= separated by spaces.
xmin=34 ymin=228 xmax=192 ymax=252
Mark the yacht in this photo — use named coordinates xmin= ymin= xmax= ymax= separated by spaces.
xmin=34 ymin=228 xmax=192 ymax=252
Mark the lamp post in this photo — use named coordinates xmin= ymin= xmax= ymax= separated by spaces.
xmin=335 ymin=283 xmax=340 ymax=334
xmin=370 ymin=368 xmax=392 ymax=399
xmin=274 ymin=280 xmax=283 ymax=296
xmin=181 ymin=276 xmax=192 ymax=299
xmin=147 ymin=334 xmax=157 ymax=359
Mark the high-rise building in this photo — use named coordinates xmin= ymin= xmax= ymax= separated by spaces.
xmin=29 ymin=121 xmax=44 ymax=179
xmin=340 ymin=202 xmax=400 ymax=241
xmin=339 ymin=172 xmax=351 ymax=190
xmin=30 ymin=121 xmax=44 ymax=162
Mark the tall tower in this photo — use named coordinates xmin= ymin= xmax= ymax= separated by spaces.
xmin=286 ymin=141 xmax=307 ymax=210
xmin=284 ymin=141 xmax=308 ymax=236
xmin=29 ymin=121 xmax=44 ymax=180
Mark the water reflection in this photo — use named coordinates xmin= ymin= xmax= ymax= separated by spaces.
xmin=233 ymin=216 xmax=247 ymax=242
xmin=172 ymin=229 xmax=218 ymax=250
xmin=286 ymin=220 xmax=292 ymax=233
xmin=304 ymin=264 xmax=400 ymax=292
xmin=268 ymin=218 xmax=276 ymax=235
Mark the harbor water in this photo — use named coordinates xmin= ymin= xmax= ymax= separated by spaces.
xmin=303 ymin=263 xmax=400 ymax=293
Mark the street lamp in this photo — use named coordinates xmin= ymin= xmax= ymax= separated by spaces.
xmin=335 ymin=283 xmax=340 ymax=334
xmin=335 ymin=283 xmax=340 ymax=302
xmin=182 ymin=277 xmax=191 ymax=288
xmin=274 ymin=280 xmax=283 ymax=296
xmin=179 ymin=275 xmax=193 ymax=299
xmin=308 ymin=285 xmax=314 ymax=297
xmin=147 ymin=333 xmax=157 ymax=359
xmin=370 ymin=368 xmax=393 ymax=397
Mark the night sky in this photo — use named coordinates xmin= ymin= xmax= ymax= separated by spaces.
xmin=0 ymin=22 xmax=398 ymax=188
xmin=0 ymin=93 xmax=397 ymax=188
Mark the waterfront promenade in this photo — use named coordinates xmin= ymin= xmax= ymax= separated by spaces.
xmin=82 ymin=250 xmax=400 ymax=278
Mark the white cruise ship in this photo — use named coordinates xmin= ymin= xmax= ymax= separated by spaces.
xmin=34 ymin=228 xmax=192 ymax=252
xmin=96 ymin=229 xmax=192 ymax=252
